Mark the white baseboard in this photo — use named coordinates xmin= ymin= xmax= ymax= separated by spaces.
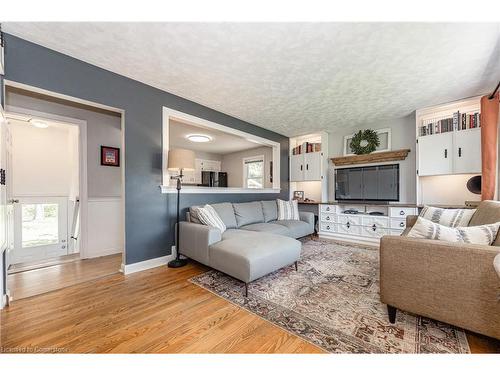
xmin=120 ymin=253 xmax=175 ymax=275
xmin=84 ymin=247 xmax=122 ymax=259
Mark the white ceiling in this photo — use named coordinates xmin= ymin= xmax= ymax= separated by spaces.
xmin=169 ymin=119 xmax=264 ymax=155
xmin=4 ymin=23 xmax=500 ymax=136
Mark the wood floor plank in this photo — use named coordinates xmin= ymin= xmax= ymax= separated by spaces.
xmin=7 ymin=253 xmax=122 ymax=300
xmin=1 ymin=260 xmax=497 ymax=353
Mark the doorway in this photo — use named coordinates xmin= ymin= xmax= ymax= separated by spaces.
xmin=2 ymin=84 xmax=124 ymax=302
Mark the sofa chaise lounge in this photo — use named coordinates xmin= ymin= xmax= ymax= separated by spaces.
xmin=179 ymin=200 xmax=315 ymax=295
xmin=380 ymin=200 xmax=500 ymax=340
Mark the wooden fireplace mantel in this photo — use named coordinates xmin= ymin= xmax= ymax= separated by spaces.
xmin=331 ymin=149 xmax=411 ymax=166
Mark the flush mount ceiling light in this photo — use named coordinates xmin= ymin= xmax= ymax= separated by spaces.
xmin=187 ymin=134 xmax=212 ymax=143
xmin=30 ymin=119 xmax=49 ymax=129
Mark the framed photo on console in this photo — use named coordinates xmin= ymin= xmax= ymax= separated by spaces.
xmin=293 ymin=191 xmax=304 ymax=200
xmin=101 ymin=146 xmax=120 ymax=167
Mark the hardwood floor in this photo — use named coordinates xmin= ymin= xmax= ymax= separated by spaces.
xmin=1 ymin=262 xmax=323 ymax=353
xmin=7 ymin=253 xmax=123 ymax=300
xmin=1 ymin=260 xmax=498 ymax=353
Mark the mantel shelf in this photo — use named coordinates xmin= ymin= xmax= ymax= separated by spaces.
xmin=331 ymin=149 xmax=411 ymax=166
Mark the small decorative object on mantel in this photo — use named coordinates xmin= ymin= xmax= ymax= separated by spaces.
xmin=350 ymin=129 xmax=380 ymax=155
xmin=100 ymin=146 xmax=120 ymax=167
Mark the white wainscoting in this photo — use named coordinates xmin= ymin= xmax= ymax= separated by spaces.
xmin=86 ymin=197 xmax=123 ymax=258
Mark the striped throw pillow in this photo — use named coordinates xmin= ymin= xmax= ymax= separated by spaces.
xmin=420 ymin=206 xmax=476 ymax=227
xmin=196 ymin=204 xmax=226 ymax=233
xmin=277 ymin=199 xmax=300 ymax=220
xmin=408 ymin=216 xmax=500 ymax=245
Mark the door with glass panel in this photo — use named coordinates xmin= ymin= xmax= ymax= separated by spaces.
xmin=11 ymin=197 xmax=68 ymax=264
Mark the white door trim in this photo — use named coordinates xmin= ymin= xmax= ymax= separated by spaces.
xmin=5 ymin=80 xmax=126 ymax=268
xmin=5 ymin=105 xmax=90 ymax=259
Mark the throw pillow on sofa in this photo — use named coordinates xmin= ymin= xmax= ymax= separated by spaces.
xmin=277 ymin=199 xmax=300 ymax=220
xmin=196 ymin=204 xmax=227 ymax=233
xmin=419 ymin=206 xmax=476 ymax=227
xmin=407 ymin=216 xmax=500 ymax=245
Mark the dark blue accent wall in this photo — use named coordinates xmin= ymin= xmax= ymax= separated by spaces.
xmin=3 ymin=34 xmax=289 ymax=264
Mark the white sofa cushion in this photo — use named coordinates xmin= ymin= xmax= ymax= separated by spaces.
xmin=196 ymin=204 xmax=227 ymax=233
xmin=419 ymin=206 xmax=476 ymax=227
xmin=408 ymin=216 xmax=500 ymax=245
xmin=277 ymin=199 xmax=299 ymax=220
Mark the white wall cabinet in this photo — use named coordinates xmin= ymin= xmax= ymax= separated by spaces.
xmin=418 ymin=129 xmax=480 ymax=176
xmin=454 ymin=129 xmax=481 ymax=174
xmin=290 ymin=152 xmax=322 ymax=181
xmin=183 ymin=159 xmax=221 ymax=184
xmin=418 ymin=132 xmax=453 ymax=176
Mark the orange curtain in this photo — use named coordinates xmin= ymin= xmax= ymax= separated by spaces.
xmin=480 ymin=92 xmax=499 ymax=200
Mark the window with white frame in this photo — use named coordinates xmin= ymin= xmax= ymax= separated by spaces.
xmin=243 ymin=156 xmax=264 ymax=189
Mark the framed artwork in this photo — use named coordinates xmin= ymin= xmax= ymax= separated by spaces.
xmin=101 ymin=146 xmax=120 ymax=167
xmin=343 ymin=128 xmax=392 ymax=156
xmin=293 ymin=190 xmax=304 ymax=200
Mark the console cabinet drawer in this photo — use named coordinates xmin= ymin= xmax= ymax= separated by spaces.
xmin=320 ymin=222 xmax=337 ymax=233
xmin=338 ymin=224 xmax=361 ymax=235
xmin=320 ymin=213 xmax=337 ymax=223
xmin=361 ymin=226 xmax=389 ymax=238
xmin=389 ymin=207 xmax=417 ymax=218
xmin=362 ymin=216 xmax=389 ymax=228
xmin=390 ymin=229 xmax=404 ymax=236
xmin=338 ymin=215 xmax=362 ymax=226
xmin=390 ymin=218 xmax=407 ymax=230
xmin=321 ymin=205 xmax=337 ymax=214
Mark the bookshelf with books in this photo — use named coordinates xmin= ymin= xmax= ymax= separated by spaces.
xmin=415 ymin=96 xmax=482 ymax=206
xmin=419 ymin=110 xmax=480 ymax=136
xmin=289 ymin=132 xmax=329 ymax=203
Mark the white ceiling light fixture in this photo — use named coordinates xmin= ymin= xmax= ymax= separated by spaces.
xmin=187 ymin=134 xmax=212 ymax=143
xmin=30 ymin=119 xmax=49 ymax=129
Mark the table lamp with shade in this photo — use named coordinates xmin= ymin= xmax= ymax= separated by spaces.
xmin=167 ymin=148 xmax=196 ymax=268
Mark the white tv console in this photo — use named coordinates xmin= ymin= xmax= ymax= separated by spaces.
xmin=318 ymin=203 xmax=417 ymax=245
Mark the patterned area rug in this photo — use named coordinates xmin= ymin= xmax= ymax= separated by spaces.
xmin=190 ymin=238 xmax=470 ymax=353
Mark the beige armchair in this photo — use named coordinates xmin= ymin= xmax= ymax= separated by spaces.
xmin=380 ymin=200 xmax=500 ymax=340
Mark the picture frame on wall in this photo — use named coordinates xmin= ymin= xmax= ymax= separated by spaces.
xmin=101 ymin=146 xmax=120 ymax=167
xmin=343 ymin=127 xmax=392 ymax=156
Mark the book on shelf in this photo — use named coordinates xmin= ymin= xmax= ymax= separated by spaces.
xmin=292 ymin=142 xmax=321 ymax=155
xmin=420 ymin=110 xmax=481 ymax=136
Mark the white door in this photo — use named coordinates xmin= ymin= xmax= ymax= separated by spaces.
xmin=11 ymin=197 xmax=68 ymax=264
xmin=454 ymin=129 xmax=481 ymax=174
xmin=290 ymin=154 xmax=304 ymax=182
xmin=303 ymin=152 xmax=322 ymax=181
xmin=418 ymin=132 xmax=453 ymax=176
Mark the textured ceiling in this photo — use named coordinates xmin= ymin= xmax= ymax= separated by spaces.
xmin=4 ymin=23 xmax=500 ymax=137
xmin=169 ymin=120 xmax=263 ymax=155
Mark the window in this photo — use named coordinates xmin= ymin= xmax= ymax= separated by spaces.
xmin=244 ymin=156 xmax=264 ymax=189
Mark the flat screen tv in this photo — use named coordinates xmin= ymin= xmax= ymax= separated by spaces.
xmin=335 ymin=164 xmax=399 ymax=202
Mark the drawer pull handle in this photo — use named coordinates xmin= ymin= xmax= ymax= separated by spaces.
xmin=326 ymin=207 xmax=330 ymax=211
xmin=326 ymin=216 xmax=330 ymax=220
xmin=346 ymin=222 xmax=350 ymax=228
xmin=372 ymin=224 xmax=377 ymax=231
xmin=399 ymin=222 xmax=405 ymax=227
xmin=399 ymin=210 xmax=405 ymax=215
xmin=326 ymin=226 xmax=330 ymax=230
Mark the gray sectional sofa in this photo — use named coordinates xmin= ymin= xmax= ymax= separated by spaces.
xmin=179 ymin=200 xmax=315 ymax=295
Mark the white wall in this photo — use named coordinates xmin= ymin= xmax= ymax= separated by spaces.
xmin=86 ymin=198 xmax=123 ymax=258
xmin=418 ymin=174 xmax=480 ymax=205
xmin=10 ymin=120 xmax=79 ymax=197
xmin=221 ymin=146 xmax=274 ymax=188
xmin=6 ymin=89 xmax=122 ymax=198
xmin=328 ymin=114 xmax=417 ymax=203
